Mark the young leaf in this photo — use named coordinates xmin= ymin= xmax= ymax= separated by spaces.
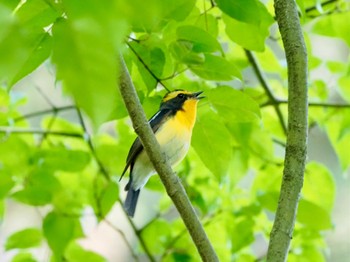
xmin=5 ymin=228 xmax=42 ymax=250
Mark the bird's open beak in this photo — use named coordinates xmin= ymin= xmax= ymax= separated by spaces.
xmin=192 ymin=91 xmax=205 ymax=100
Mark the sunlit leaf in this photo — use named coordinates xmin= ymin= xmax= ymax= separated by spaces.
xmin=5 ymin=228 xmax=42 ymax=250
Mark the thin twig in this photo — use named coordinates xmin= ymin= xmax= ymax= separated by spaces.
xmin=0 ymin=127 xmax=83 ymax=138
xmin=305 ymin=0 xmax=339 ymax=13
xmin=244 ymin=49 xmax=287 ymax=134
xmin=126 ymin=41 xmax=170 ymax=92
xmin=104 ymin=219 xmax=140 ymax=262
xmin=118 ymin=200 xmax=156 ymax=262
xmin=75 ymin=108 xmax=110 ymax=181
xmin=261 ymin=99 xmax=350 ymax=108
xmin=9 ymin=105 xmax=76 ymax=124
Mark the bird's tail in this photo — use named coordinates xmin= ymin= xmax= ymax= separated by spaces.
xmin=124 ymin=188 xmax=140 ymax=217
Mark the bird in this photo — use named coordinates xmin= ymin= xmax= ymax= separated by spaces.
xmin=120 ymin=89 xmax=204 ymax=217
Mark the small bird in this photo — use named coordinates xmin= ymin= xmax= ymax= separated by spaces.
xmin=120 ymin=90 xmax=204 ymax=217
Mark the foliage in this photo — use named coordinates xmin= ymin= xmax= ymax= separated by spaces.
xmin=0 ymin=0 xmax=349 ymax=261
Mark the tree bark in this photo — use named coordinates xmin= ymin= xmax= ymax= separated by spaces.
xmin=266 ymin=0 xmax=308 ymax=261
xmin=118 ymin=55 xmax=219 ymax=262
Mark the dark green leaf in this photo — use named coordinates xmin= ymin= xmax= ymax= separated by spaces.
xmin=5 ymin=228 xmax=42 ymax=250
xmin=189 ymin=54 xmax=241 ymax=80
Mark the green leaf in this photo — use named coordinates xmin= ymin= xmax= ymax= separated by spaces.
xmin=207 ymin=86 xmax=261 ymax=122
xmin=5 ymin=228 xmax=42 ymax=250
xmin=65 ymin=241 xmax=106 ymax=262
xmin=170 ymin=40 xmax=205 ymax=65
xmin=222 ymin=2 xmax=274 ymax=52
xmin=231 ymin=218 xmax=255 ymax=252
xmin=297 ymin=200 xmax=333 ymax=230
xmin=12 ymin=169 xmax=61 ymax=206
xmin=9 ymin=32 xmax=52 ymax=86
xmin=43 ymin=211 xmax=83 ymax=259
xmin=33 ymin=148 xmax=91 ymax=172
xmin=99 ymin=182 xmax=119 ymax=218
xmin=128 ymin=41 xmax=166 ymax=92
xmin=313 ymin=12 xmax=350 ymax=46
xmin=216 ymin=0 xmax=261 ymax=25
xmin=0 ymin=169 xmax=15 ymax=198
xmin=16 ymin=0 xmax=62 ymax=28
xmin=11 ymin=252 xmax=37 ymax=262
xmin=303 ymin=162 xmax=335 ymax=212
xmin=189 ymin=54 xmax=241 ymax=80
xmin=176 ymin=25 xmax=222 ymax=53
xmin=192 ymin=108 xmax=233 ymax=177
xmin=51 ymin=1 xmax=127 ymax=126
xmin=141 ymin=219 xmax=171 ymax=254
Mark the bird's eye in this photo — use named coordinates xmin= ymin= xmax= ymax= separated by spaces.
xmin=177 ymin=93 xmax=185 ymax=99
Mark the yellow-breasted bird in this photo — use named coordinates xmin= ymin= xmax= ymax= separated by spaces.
xmin=120 ymin=90 xmax=204 ymax=217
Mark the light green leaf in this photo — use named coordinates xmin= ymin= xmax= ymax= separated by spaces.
xmin=9 ymin=33 xmax=52 ymax=86
xmin=313 ymin=12 xmax=350 ymax=46
xmin=192 ymin=108 xmax=233 ymax=177
xmin=12 ymin=169 xmax=61 ymax=206
xmin=189 ymin=54 xmax=241 ymax=80
xmin=303 ymin=162 xmax=335 ymax=212
xmin=141 ymin=219 xmax=171 ymax=254
xmin=100 ymin=182 xmax=119 ymax=218
xmin=11 ymin=252 xmax=37 ymax=262
xmin=170 ymin=40 xmax=205 ymax=65
xmin=0 ymin=169 xmax=15 ymax=198
xmin=65 ymin=242 xmax=106 ymax=262
xmin=128 ymin=41 xmax=165 ymax=92
xmin=297 ymin=200 xmax=333 ymax=230
xmin=231 ymin=218 xmax=255 ymax=252
xmin=33 ymin=148 xmax=91 ymax=172
xmin=51 ymin=0 xmax=127 ymax=126
xmin=43 ymin=212 xmax=83 ymax=259
xmin=222 ymin=2 xmax=274 ymax=52
xmin=207 ymin=86 xmax=261 ymax=122
xmin=5 ymin=228 xmax=42 ymax=250
xmin=216 ymin=0 xmax=260 ymax=25
xmin=176 ymin=25 xmax=222 ymax=53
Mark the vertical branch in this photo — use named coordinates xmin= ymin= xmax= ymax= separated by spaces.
xmin=118 ymin=55 xmax=219 ymax=262
xmin=267 ymin=0 xmax=308 ymax=261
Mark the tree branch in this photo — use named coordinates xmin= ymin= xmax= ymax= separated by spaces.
xmin=266 ymin=0 xmax=308 ymax=261
xmin=245 ymin=49 xmax=287 ymax=134
xmin=261 ymin=99 xmax=350 ymax=108
xmin=118 ymin=55 xmax=219 ymax=262
xmin=0 ymin=127 xmax=83 ymax=138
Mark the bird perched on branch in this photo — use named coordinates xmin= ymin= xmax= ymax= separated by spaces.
xmin=120 ymin=90 xmax=204 ymax=217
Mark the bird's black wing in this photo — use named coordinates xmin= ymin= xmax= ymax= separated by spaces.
xmin=119 ymin=109 xmax=173 ymax=181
